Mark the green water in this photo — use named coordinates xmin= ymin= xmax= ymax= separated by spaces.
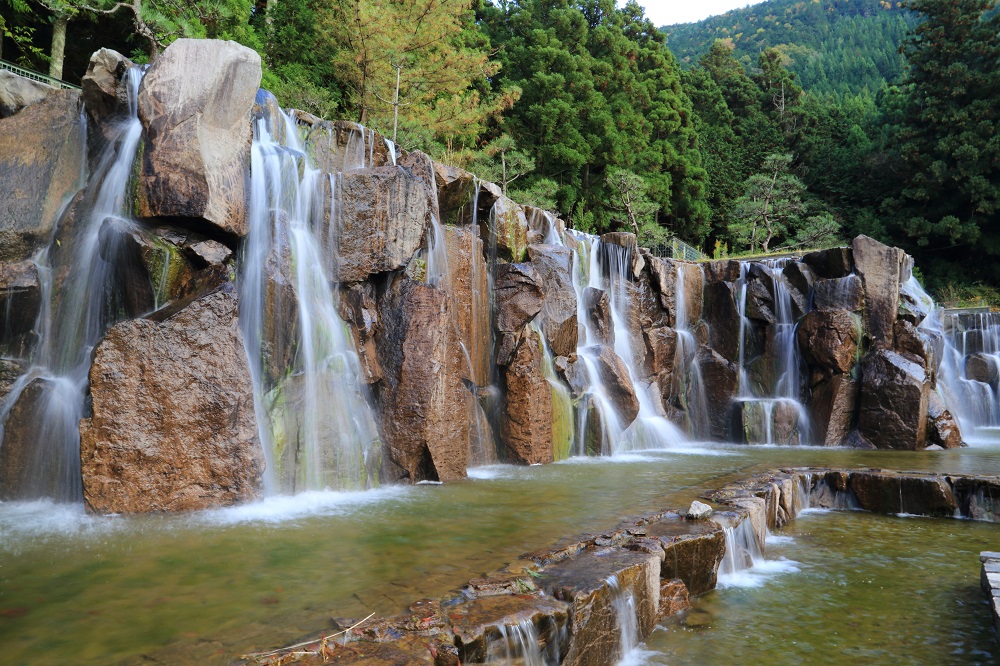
xmin=646 ymin=510 xmax=999 ymax=664
xmin=1 ymin=445 xmax=999 ymax=665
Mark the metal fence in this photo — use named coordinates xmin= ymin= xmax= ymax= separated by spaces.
xmin=0 ymin=59 xmax=80 ymax=90
xmin=647 ymin=237 xmax=706 ymax=262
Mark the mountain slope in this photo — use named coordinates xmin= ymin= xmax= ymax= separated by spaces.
xmin=662 ymin=0 xmax=917 ymax=95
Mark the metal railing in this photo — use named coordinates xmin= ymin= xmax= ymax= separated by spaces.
xmin=647 ymin=237 xmax=706 ymax=262
xmin=0 ymin=59 xmax=80 ymax=90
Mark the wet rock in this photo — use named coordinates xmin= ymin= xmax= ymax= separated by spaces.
xmin=584 ymin=287 xmax=614 ymax=346
xmin=294 ymin=115 xmax=391 ymax=173
xmin=894 ymin=319 xmax=939 ymax=382
xmin=857 ymin=349 xmax=930 ymax=450
xmin=81 ymin=48 xmax=133 ymax=124
xmin=600 ymin=232 xmax=645 ymax=279
xmin=538 ymin=547 xmax=660 ymax=666
xmin=703 ymin=281 xmax=741 ymax=364
xmin=396 ymin=149 xmax=438 ymax=213
xmin=0 ymin=88 xmax=85 ymax=263
xmin=848 ymin=471 xmax=957 ymax=516
xmin=337 ymin=283 xmax=383 ymax=385
xmin=744 ymin=265 xmax=777 ymax=324
xmin=966 ymin=353 xmax=1000 ymax=387
xmin=259 ymin=212 xmax=298 ymax=388
xmin=658 ymin=579 xmax=691 ymax=619
xmin=137 ymin=39 xmax=261 ymax=239
xmin=449 ymin=594 xmax=570 ymax=663
xmin=586 ymin=345 xmax=640 ymax=427
xmin=703 ymin=259 xmax=742 ymax=283
xmin=495 ymin=330 xmax=520 ymax=367
xmin=737 ymin=400 xmax=802 ymax=445
xmin=494 ymin=262 xmax=543 ymax=333
xmin=0 ymin=70 xmax=52 ymax=117
xmin=0 ymin=260 xmax=40 ymax=352
xmin=927 ymin=390 xmax=963 ymax=449
xmin=686 ymin=501 xmax=713 ymax=520
xmin=810 ymin=374 xmax=858 ymax=446
xmin=0 ymin=358 xmax=24 ymax=405
xmin=783 ymin=261 xmax=816 ymax=306
xmin=434 ymin=161 xmax=497 ymax=226
xmin=80 ymin=283 xmax=263 ymax=513
xmin=376 ymin=277 xmax=469 ymax=481
xmin=502 ymin=330 xmax=554 ymax=464
xmin=645 ymin=517 xmax=726 ymax=596
xmin=852 ymin=235 xmax=906 ymax=349
xmin=813 ymin=275 xmax=863 ymax=312
xmin=523 ymin=205 xmax=566 ymax=244
xmin=577 ymin=394 xmax=607 ymax=456
xmin=528 ymin=244 xmax=578 ymax=357
xmin=696 ymin=346 xmax=739 ymax=440
xmin=324 ymin=166 xmax=429 ymax=282
xmin=555 ymin=355 xmax=587 ymax=397
xmin=802 ymin=246 xmax=852 ymax=278
xmin=444 ymin=225 xmax=491 ymax=386
xmin=187 ymin=240 xmax=231 ymax=267
xmin=485 ymin=195 xmax=530 ymax=262
xmin=644 ymin=326 xmax=677 ymax=384
xmin=797 ymin=309 xmax=861 ymax=374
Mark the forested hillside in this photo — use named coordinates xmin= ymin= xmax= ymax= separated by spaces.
xmin=1 ymin=0 xmax=997 ymax=298
xmin=662 ymin=0 xmax=917 ymax=95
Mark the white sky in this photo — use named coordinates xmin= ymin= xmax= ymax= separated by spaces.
xmin=630 ymin=0 xmax=768 ymax=26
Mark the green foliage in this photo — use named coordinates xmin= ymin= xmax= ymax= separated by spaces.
xmin=471 ymin=134 xmax=535 ymax=196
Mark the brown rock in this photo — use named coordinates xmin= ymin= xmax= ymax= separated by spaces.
xmin=645 ymin=254 xmax=703 ymax=327
xmin=797 ymin=309 xmax=861 ymax=374
xmin=529 ymin=244 xmax=578 ymax=357
xmin=584 ymin=287 xmax=614 ymax=346
xmin=502 ymin=330 xmax=554 ymax=464
xmin=810 ymin=374 xmax=858 ymax=446
xmin=324 ymin=166 xmax=429 ymax=282
xmin=927 ymin=390 xmax=963 ymax=449
xmin=0 ymin=260 xmax=40 ymax=353
xmin=376 ymin=277 xmax=469 ymax=481
xmin=337 ymin=283 xmax=383 ymax=385
xmin=587 ymin=345 xmax=640 ymax=427
xmin=658 ymin=579 xmax=691 ymax=618
xmin=80 ymin=283 xmax=263 ymax=513
xmin=523 ymin=205 xmax=566 ymax=244
xmin=966 ymin=353 xmax=1000 ymax=387
xmin=433 ymin=161 xmax=498 ymax=226
xmin=703 ymin=280 xmax=742 ymax=363
xmin=600 ymin=232 xmax=645 ymax=279
xmin=782 ymin=261 xmax=816 ymax=305
xmin=848 ymin=471 xmax=957 ymax=516
xmin=857 ymin=349 xmax=930 ymax=450
xmin=449 ymin=594 xmax=570 ymax=663
xmin=0 ymin=88 xmax=85 ymax=262
xmin=444 ymin=225 xmax=491 ymax=386
xmin=852 ymin=235 xmax=906 ymax=349
xmin=646 ymin=517 xmax=727 ymax=596
xmin=294 ymin=115 xmax=391 ymax=173
xmin=737 ymin=399 xmax=802 ymax=445
xmin=137 ymin=39 xmax=261 ymax=238
xmin=0 ymin=70 xmax=53 ymax=118
xmin=81 ymin=48 xmax=133 ymax=124
xmin=696 ymin=346 xmax=740 ymax=440
xmin=494 ymin=262 xmax=543 ymax=333
xmin=802 ymin=246 xmax=853 ymax=278
xmin=644 ymin=326 xmax=678 ymax=381
xmin=703 ymin=259 xmax=742 ymax=283
xmin=487 ymin=196 xmax=530 ymax=262
xmin=813 ymin=275 xmax=864 ymax=312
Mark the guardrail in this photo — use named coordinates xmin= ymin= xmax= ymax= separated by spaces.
xmin=647 ymin=237 xmax=706 ymax=262
xmin=0 ymin=59 xmax=80 ymax=90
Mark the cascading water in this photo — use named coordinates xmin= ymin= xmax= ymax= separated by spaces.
xmin=485 ymin=619 xmax=549 ymax=665
xmin=607 ymin=575 xmax=641 ymax=664
xmin=733 ymin=259 xmax=810 ymax=445
xmin=718 ymin=519 xmax=765 ymax=576
xmin=240 ymin=96 xmax=380 ymax=494
xmin=673 ymin=263 xmax=710 ymax=437
xmin=0 ymin=67 xmax=145 ymax=501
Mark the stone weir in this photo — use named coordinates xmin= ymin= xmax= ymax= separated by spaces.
xmin=236 ymin=467 xmax=1000 ymax=665
xmin=0 ymin=37 xmax=970 ymax=513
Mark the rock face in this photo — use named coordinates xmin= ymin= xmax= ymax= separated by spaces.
xmin=810 ymin=374 xmax=858 ymax=446
xmin=529 ymin=244 xmax=578 ymax=357
xmin=703 ymin=281 xmax=741 ymax=363
xmin=137 ymin=39 xmax=262 ymax=238
xmin=0 ymin=89 xmax=85 ymax=263
xmin=797 ymin=309 xmax=861 ymax=374
xmin=926 ymin=391 xmax=963 ymax=449
xmin=81 ymin=48 xmax=133 ymax=123
xmin=0 ymin=70 xmax=52 ymax=117
xmin=588 ymin=345 xmax=640 ymax=427
xmin=813 ymin=275 xmax=864 ymax=312
xmin=802 ymin=247 xmax=853 ymax=278
xmin=503 ymin=331 xmax=554 ymax=464
xmin=444 ymin=225 xmax=491 ymax=386
xmin=584 ymin=287 xmax=614 ymax=346
xmin=79 ymin=283 xmax=263 ymax=514
xmin=0 ymin=260 xmax=40 ymax=354
xmin=852 ymin=235 xmax=905 ymax=349
xmin=488 ymin=196 xmax=531 ymax=262
xmin=325 ymin=166 xmax=429 ymax=282
xmin=857 ymin=349 xmax=930 ymax=450
xmin=376 ymin=278 xmax=469 ymax=482
xmin=696 ymin=346 xmax=740 ymax=440
xmin=495 ymin=262 xmax=543 ymax=333
xmin=296 ymin=116 xmax=391 ymax=173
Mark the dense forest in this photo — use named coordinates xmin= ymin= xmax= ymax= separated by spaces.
xmin=1 ymin=0 xmax=998 ymax=300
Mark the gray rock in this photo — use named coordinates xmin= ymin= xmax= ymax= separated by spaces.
xmin=0 ymin=70 xmax=52 ymax=117
xmin=852 ymin=235 xmax=906 ymax=349
xmin=686 ymin=500 xmax=714 ymax=520
xmin=529 ymin=244 xmax=578 ymax=357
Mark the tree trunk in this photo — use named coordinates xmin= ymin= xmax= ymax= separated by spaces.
xmin=49 ymin=13 xmax=68 ymax=81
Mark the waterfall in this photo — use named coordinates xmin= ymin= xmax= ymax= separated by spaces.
xmin=485 ymin=619 xmax=549 ymax=666
xmin=718 ymin=519 xmax=765 ymax=576
xmin=239 ymin=98 xmax=380 ymax=494
xmin=605 ymin=574 xmax=641 ymax=664
xmin=733 ymin=259 xmax=810 ymax=444
xmin=0 ymin=67 xmax=145 ymax=501
xmin=674 ymin=263 xmax=709 ymax=437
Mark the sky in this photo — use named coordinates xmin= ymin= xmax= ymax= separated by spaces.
xmin=631 ymin=0 xmax=768 ymax=26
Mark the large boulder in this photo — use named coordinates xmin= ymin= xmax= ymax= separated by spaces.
xmin=486 ymin=196 xmax=530 ymax=262
xmin=0 ymin=88 xmax=85 ymax=262
xmin=444 ymin=225 xmax=491 ymax=386
xmin=797 ymin=309 xmax=861 ymax=375
xmin=586 ymin=345 xmax=640 ymax=427
xmin=0 ymin=70 xmax=52 ymax=117
xmin=433 ymin=162 xmax=498 ymax=226
xmin=927 ymin=390 xmax=963 ymax=449
xmin=323 ymin=166 xmax=429 ymax=282
xmin=584 ymin=287 xmax=614 ymax=346
xmin=137 ymin=39 xmax=262 ymax=238
xmin=294 ymin=114 xmax=391 ymax=172
xmin=645 ymin=254 xmax=702 ymax=327
xmin=856 ymin=349 xmax=930 ymax=450
xmin=852 ymin=235 xmax=906 ymax=349
xmin=81 ymin=48 xmax=134 ymax=125
xmin=495 ymin=262 xmax=543 ymax=333
xmin=376 ymin=278 xmax=469 ymax=482
xmin=802 ymin=247 xmax=853 ymax=279
xmin=966 ymin=353 xmax=999 ymax=387
xmin=813 ymin=275 xmax=863 ymax=312
xmin=336 ymin=283 xmax=383 ymax=385
xmin=528 ymin=244 xmax=578 ymax=357
xmin=810 ymin=374 xmax=858 ymax=446
xmin=502 ymin=330 xmax=554 ymax=464
xmin=644 ymin=326 xmax=678 ymax=383
xmin=79 ymin=283 xmax=263 ymax=513
xmin=703 ymin=281 xmax=742 ymax=363
xmin=695 ymin=346 xmax=740 ymax=440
